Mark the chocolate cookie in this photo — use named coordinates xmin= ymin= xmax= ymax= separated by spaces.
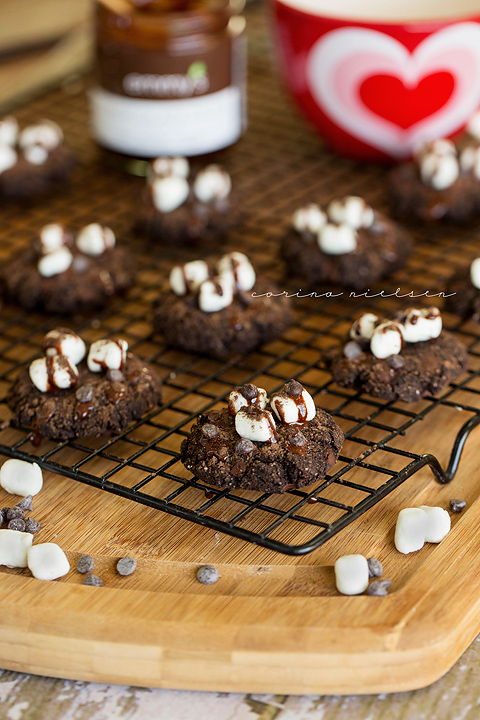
xmin=388 ymin=139 xmax=480 ymax=223
xmin=7 ymin=330 xmax=162 ymax=440
xmin=181 ymin=381 xmax=344 ymax=492
xmin=444 ymin=259 xmax=480 ymax=321
xmin=135 ymin=158 xmax=242 ymax=246
xmin=281 ymin=196 xmax=412 ymax=289
xmin=0 ymin=117 xmax=74 ymax=200
xmin=1 ymin=223 xmax=135 ymax=315
xmin=153 ymin=253 xmax=293 ymax=360
xmin=328 ymin=308 xmax=468 ymax=402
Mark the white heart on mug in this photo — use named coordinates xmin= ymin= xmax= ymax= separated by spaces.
xmin=306 ymin=23 xmax=480 ymax=157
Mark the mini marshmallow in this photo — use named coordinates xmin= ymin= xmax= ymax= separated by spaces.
xmin=394 ymin=508 xmax=427 ymax=554
xmin=37 ymin=223 xmax=72 ymax=254
xmin=228 ymin=386 xmax=267 ymax=415
xmin=460 ymin=145 xmax=480 ymax=180
xmin=292 ymin=203 xmax=327 ymax=234
xmin=24 ymin=145 xmax=48 ymax=165
xmin=27 ymin=543 xmax=70 ymax=581
xmin=349 ymin=312 xmax=380 ymax=341
xmin=334 ymin=554 xmax=369 ymax=595
xmin=318 ymin=223 xmax=357 ymax=255
xmin=217 ymin=252 xmax=256 ymax=292
xmin=151 ymin=156 xmax=189 ymax=179
xmin=0 ymin=116 xmax=18 ymax=146
xmin=29 ymin=355 xmax=79 ymax=393
xmin=271 ymin=388 xmax=316 ymax=424
xmin=87 ymin=338 xmax=128 ymax=373
xmin=470 ymin=257 xmax=480 ymax=290
xmin=235 ymin=408 xmax=277 ymax=443
xmin=401 ymin=307 xmax=442 ymax=343
xmin=193 ymin=165 xmax=231 ymax=204
xmin=42 ymin=328 xmax=86 ymax=366
xmin=467 ymin=111 xmax=480 ymax=140
xmin=76 ymin=223 xmax=115 ymax=257
xmin=418 ymin=506 xmax=451 ymax=543
xmin=327 ymin=196 xmax=374 ymax=229
xmin=420 ymin=152 xmax=459 ymax=190
xmin=0 ymin=459 xmax=43 ymax=496
xmin=19 ymin=119 xmax=63 ymax=151
xmin=37 ymin=246 xmax=73 ymax=277
xmin=0 ymin=529 xmax=33 ymax=568
xmin=0 ymin=144 xmax=17 ymax=174
xmin=370 ymin=321 xmax=404 ymax=359
xmin=198 ymin=276 xmax=234 ymax=313
xmin=169 ymin=260 xmax=210 ymax=296
xmin=152 ymin=175 xmax=190 ymax=213
xmin=414 ymin=138 xmax=456 ymax=159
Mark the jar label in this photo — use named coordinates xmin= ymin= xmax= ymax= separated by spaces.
xmin=91 ymin=85 xmax=244 ymax=156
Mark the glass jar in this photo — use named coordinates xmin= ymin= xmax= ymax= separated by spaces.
xmin=91 ymin=0 xmax=247 ymax=158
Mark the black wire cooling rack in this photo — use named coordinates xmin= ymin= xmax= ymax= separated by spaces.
xmin=0 ymin=1 xmax=479 ymax=555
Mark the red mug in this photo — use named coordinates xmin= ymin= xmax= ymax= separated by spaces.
xmin=269 ymin=0 xmax=480 ymax=161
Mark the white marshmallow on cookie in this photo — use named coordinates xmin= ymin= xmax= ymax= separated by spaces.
xmin=87 ymin=339 xmax=128 ymax=373
xmin=169 ymin=260 xmax=210 ymax=296
xmin=151 ymin=175 xmax=190 ymax=213
xmin=419 ymin=151 xmax=459 ymax=190
xmin=42 ymin=328 xmax=86 ymax=366
xmin=271 ymin=386 xmax=315 ymax=424
xmin=235 ymin=408 xmax=277 ymax=443
xmin=198 ymin=275 xmax=234 ymax=313
xmin=414 ymin=138 xmax=456 ymax=159
xmin=327 ymin=196 xmax=374 ymax=229
xmin=228 ymin=386 xmax=267 ymax=415
xmin=29 ymin=355 xmax=79 ymax=393
xmin=37 ymin=246 xmax=73 ymax=277
xmin=37 ymin=224 xmax=72 ymax=255
xmin=76 ymin=223 xmax=115 ymax=257
xmin=151 ymin=156 xmax=189 ymax=179
xmin=401 ymin=307 xmax=442 ymax=343
xmin=317 ymin=223 xmax=357 ymax=255
xmin=470 ymin=257 xmax=480 ymax=289
xmin=349 ymin=312 xmax=380 ymax=341
xmin=0 ymin=116 xmax=18 ymax=146
xmin=27 ymin=543 xmax=70 ymax=581
xmin=217 ymin=252 xmax=256 ymax=292
xmin=193 ymin=165 xmax=231 ymax=204
xmin=19 ymin=119 xmax=63 ymax=151
xmin=460 ymin=145 xmax=480 ymax=180
xmin=0 ymin=144 xmax=17 ymax=174
xmin=468 ymin=111 xmax=480 ymax=141
xmin=0 ymin=529 xmax=33 ymax=569
xmin=24 ymin=145 xmax=49 ymax=165
xmin=370 ymin=321 xmax=404 ymax=359
xmin=292 ymin=203 xmax=327 ymax=234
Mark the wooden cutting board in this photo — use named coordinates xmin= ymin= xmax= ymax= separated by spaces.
xmin=0 ymin=393 xmax=479 ymax=695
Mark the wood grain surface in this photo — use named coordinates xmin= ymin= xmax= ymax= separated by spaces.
xmin=0 ymin=0 xmax=479 ymax=697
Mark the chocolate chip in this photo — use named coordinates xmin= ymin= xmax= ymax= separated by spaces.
xmin=449 ymin=499 xmax=466 ymax=513
xmin=201 ymin=423 xmax=219 ymax=439
xmin=116 ymin=556 xmax=136 ymax=576
xmin=241 ymin=383 xmax=258 ymax=400
xmin=75 ymin=385 xmax=93 ymax=403
xmin=284 ymin=379 xmax=303 ymax=397
xmin=77 ymin=554 xmax=94 ymax=574
xmin=7 ymin=507 xmax=25 ymax=521
xmin=24 ymin=518 xmax=40 ymax=534
xmin=16 ymin=495 xmax=33 ymax=512
xmin=2 ymin=507 xmax=9 ymax=519
xmin=106 ymin=369 xmax=124 ymax=383
xmin=343 ymin=341 xmax=362 ymax=359
xmin=367 ymin=579 xmax=391 ymax=596
xmin=8 ymin=518 xmax=25 ymax=532
xmin=387 ymin=354 xmax=404 ymax=369
xmin=289 ymin=430 xmax=307 ymax=447
xmin=83 ymin=574 xmax=103 ymax=587
xmin=367 ymin=557 xmax=383 ymax=578
xmin=235 ymin=438 xmax=255 ymax=454
xmin=196 ymin=565 xmax=219 ymax=585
